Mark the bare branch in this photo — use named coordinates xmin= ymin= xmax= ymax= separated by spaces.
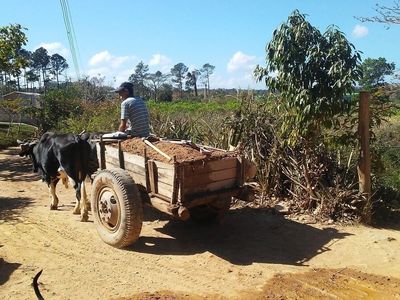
xmin=356 ymin=1 xmax=400 ymax=27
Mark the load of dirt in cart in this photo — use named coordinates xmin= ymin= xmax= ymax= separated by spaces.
xmin=117 ymin=137 xmax=237 ymax=163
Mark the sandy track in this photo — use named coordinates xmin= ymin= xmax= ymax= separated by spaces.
xmin=1 ymin=147 xmax=400 ymax=299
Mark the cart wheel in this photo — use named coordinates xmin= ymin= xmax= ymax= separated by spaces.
xmin=91 ymin=169 xmax=143 ymax=248
xmin=189 ymin=196 xmax=231 ymax=223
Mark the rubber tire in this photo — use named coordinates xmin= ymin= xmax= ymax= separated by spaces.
xmin=91 ymin=169 xmax=143 ymax=248
xmin=189 ymin=196 xmax=231 ymax=224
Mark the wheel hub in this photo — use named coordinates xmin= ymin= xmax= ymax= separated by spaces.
xmin=98 ymin=190 xmax=119 ymax=228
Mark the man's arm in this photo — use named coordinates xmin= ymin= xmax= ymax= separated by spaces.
xmin=118 ymin=119 xmax=127 ymax=132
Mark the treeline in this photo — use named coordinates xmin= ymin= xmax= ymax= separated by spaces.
xmin=0 ymin=24 xmax=69 ymax=92
xmin=129 ymin=61 xmax=217 ymax=101
xmin=0 ymin=23 xmax=223 ymax=101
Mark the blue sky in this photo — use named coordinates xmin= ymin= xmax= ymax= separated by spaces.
xmin=2 ymin=0 xmax=400 ymax=89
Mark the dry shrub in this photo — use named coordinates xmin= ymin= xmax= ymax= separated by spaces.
xmin=224 ymin=92 xmax=364 ymax=222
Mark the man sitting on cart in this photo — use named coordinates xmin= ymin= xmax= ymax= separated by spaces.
xmin=114 ymin=81 xmax=150 ymax=138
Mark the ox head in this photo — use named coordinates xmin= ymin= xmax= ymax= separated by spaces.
xmin=17 ymin=139 xmax=38 ymax=157
xmin=18 ymin=139 xmax=40 ymax=172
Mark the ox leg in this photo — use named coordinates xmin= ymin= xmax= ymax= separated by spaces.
xmin=73 ymin=181 xmax=89 ymax=222
xmin=49 ymin=179 xmax=59 ymax=210
xmin=80 ymin=179 xmax=89 ymax=222
xmin=70 ymin=177 xmax=81 ymax=215
xmin=72 ymin=181 xmax=80 ymax=215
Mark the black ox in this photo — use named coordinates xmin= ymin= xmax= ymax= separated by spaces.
xmin=19 ymin=132 xmax=99 ymax=221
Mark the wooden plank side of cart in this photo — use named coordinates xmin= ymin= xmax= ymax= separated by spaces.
xmin=99 ymin=144 xmax=175 ymax=199
xmin=180 ymin=157 xmax=240 ymax=195
xmin=98 ymin=144 xmax=242 ymax=204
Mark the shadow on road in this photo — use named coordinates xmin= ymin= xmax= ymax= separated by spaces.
xmin=131 ymin=207 xmax=352 ymax=266
xmin=0 ymin=257 xmax=21 ymax=286
xmin=0 ymin=147 xmax=39 ymax=183
xmin=0 ymin=196 xmax=34 ymax=222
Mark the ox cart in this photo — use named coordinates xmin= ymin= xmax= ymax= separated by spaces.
xmin=91 ymin=137 xmax=255 ymax=248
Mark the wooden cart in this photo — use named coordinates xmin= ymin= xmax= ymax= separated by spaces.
xmin=90 ymin=138 xmax=254 ymax=248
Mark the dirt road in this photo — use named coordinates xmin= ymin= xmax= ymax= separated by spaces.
xmin=1 ymin=147 xmax=400 ymax=299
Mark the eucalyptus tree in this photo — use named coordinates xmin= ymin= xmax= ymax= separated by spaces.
xmin=185 ymin=70 xmax=200 ymax=97
xmin=31 ymin=47 xmax=50 ymax=89
xmin=171 ymin=63 xmax=188 ymax=99
xmin=50 ymin=53 xmax=69 ymax=86
xmin=200 ymin=63 xmax=215 ymax=97
xmin=255 ymin=10 xmax=362 ymax=143
xmin=25 ymin=69 xmax=40 ymax=91
xmin=148 ymin=70 xmax=169 ymax=100
xmin=129 ymin=61 xmax=149 ymax=97
xmin=18 ymin=49 xmax=32 ymax=90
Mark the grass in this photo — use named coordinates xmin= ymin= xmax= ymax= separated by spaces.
xmin=0 ymin=123 xmax=38 ymax=149
xmin=147 ymin=99 xmax=241 ymax=114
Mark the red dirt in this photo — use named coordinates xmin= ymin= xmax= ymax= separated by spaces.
xmin=118 ymin=138 xmax=235 ymax=163
xmin=2 ymin=147 xmax=400 ymax=299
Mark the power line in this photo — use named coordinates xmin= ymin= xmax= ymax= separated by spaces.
xmin=60 ymin=0 xmax=81 ymax=79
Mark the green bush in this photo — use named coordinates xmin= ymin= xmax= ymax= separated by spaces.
xmin=0 ymin=123 xmax=38 ymax=149
xmin=373 ymin=115 xmax=400 ymax=205
xmin=62 ymin=100 xmax=120 ymax=133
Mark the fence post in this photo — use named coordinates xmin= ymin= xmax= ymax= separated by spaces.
xmin=357 ymin=92 xmax=372 ymax=223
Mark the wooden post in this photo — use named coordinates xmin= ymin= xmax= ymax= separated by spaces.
xmin=148 ymin=160 xmax=158 ymax=194
xmin=357 ymin=92 xmax=371 ymax=195
xmin=99 ymin=136 xmax=106 ymax=170
xmin=358 ymin=92 xmax=372 ymax=223
xmin=171 ymin=155 xmax=179 ymax=204
xmin=118 ymin=140 xmax=125 ymax=169
xmin=144 ymin=147 xmax=150 ymax=193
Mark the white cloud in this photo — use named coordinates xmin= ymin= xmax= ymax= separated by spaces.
xmin=88 ymin=51 xmax=135 ymax=67
xmin=35 ymin=42 xmax=69 ymax=58
xmin=352 ymin=25 xmax=369 ymax=38
xmin=148 ymin=54 xmax=172 ymax=73
xmin=85 ymin=50 xmax=137 ymax=85
xmin=89 ymin=51 xmax=113 ymax=66
xmin=227 ymin=51 xmax=256 ymax=73
xmin=110 ymin=56 xmax=131 ymax=68
xmin=149 ymin=53 xmax=171 ymax=66
xmin=211 ymin=73 xmax=265 ymax=90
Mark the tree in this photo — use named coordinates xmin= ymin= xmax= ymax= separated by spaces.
xmin=0 ymin=98 xmax=23 ymax=125
xmin=18 ymin=49 xmax=32 ymax=90
xmin=359 ymin=57 xmax=395 ymax=89
xmin=255 ymin=10 xmax=362 ymax=141
xmin=50 ymin=53 xmax=68 ymax=86
xmin=25 ymin=88 xmax=80 ymax=132
xmin=148 ymin=71 xmax=169 ymax=100
xmin=171 ymin=63 xmax=188 ymax=99
xmin=357 ymin=1 xmax=400 ymax=26
xmin=200 ymin=63 xmax=215 ymax=97
xmin=0 ymin=24 xmax=28 ymax=87
xmin=254 ymin=10 xmax=363 ymax=206
xmin=72 ymin=75 xmax=112 ymax=102
xmin=185 ymin=70 xmax=200 ymax=97
xmin=31 ymin=47 xmax=50 ymax=89
xmin=128 ymin=61 xmax=149 ymax=97
xmin=25 ymin=69 xmax=39 ymax=91
xmin=158 ymin=83 xmax=173 ymax=102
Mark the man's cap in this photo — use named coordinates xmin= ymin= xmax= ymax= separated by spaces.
xmin=113 ymin=82 xmax=133 ymax=93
